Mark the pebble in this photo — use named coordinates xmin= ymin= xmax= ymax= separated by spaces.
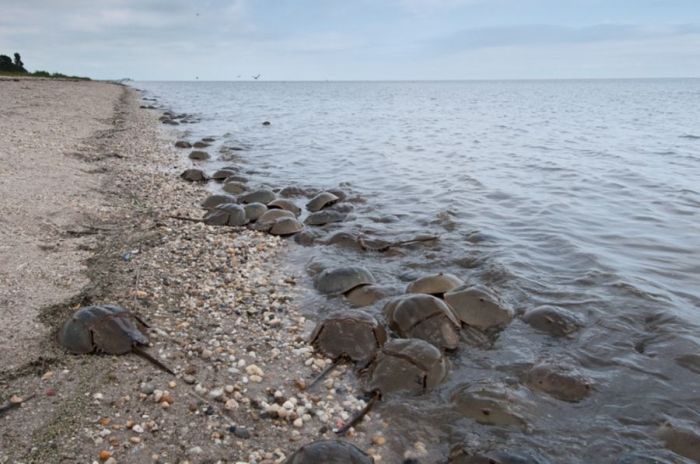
xmin=188 ymin=446 xmax=203 ymax=455
xmin=93 ymin=393 xmax=104 ymax=401
xmin=183 ymin=375 xmax=196 ymax=384
xmin=140 ymin=383 xmax=155 ymax=395
xmin=208 ymin=388 xmax=224 ymax=400
xmin=372 ymin=435 xmax=386 ymax=446
xmin=132 ymin=424 xmax=144 ymax=434
xmin=105 ymin=458 xmax=117 ymax=464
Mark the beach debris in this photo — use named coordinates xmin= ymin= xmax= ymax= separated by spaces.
xmin=201 ymin=194 xmax=237 ymax=210
xmin=222 ymin=180 xmax=248 ymax=194
xmin=523 ymin=361 xmax=593 ymax=402
xmin=314 ymin=266 xmax=375 ymax=296
xmin=0 ymin=393 xmax=36 ymax=418
xmin=58 ymin=304 xmax=174 ymax=375
xmin=189 ymin=150 xmax=210 ymax=160
xmin=309 ymin=310 xmax=387 ymax=380
xmin=345 ymin=284 xmax=392 ymax=307
xmin=383 ymin=294 xmax=461 ymax=350
xmin=304 ymin=210 xmax=347 ymax=226
xmin=180 ymin=168 xmax=208 ymax=182
xmin=238 ymin=188 xmax=276 ymax=205
xmin=522 ymin=305 xmax=584 ymax=337
xmin=203 ymin=203 xmax=247 ymax=227
xmin=174 ymin=140 xmax=192 ymax=148
xmin=406 ymin=273 xmax=464 ymax=297
xmin=444 ymin=285 xmax=514 ymax=330
xmin=306 ymin=191 xmax=340 ymax=212
xmin=243 ymin=202 xmax=268 ymax=222
xmin=451 ymin=381 xmax=530 ymax=428
xmin=269 ymin=217 xmax=304 ymax=236
xmin=268 ymin=198 xmax=302 ymax=216
xmin=284 ymin=439 xmax=374 ymax=463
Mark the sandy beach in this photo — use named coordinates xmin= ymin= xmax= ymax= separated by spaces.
xmin=0 ymin=80 xmax=386 ymax=464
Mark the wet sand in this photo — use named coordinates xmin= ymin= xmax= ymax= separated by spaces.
xmin=0 ymin=80 xmax=385 ymax=463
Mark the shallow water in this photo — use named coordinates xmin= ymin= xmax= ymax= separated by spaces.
xmin=135 ymin=80 xmax=700 ymax=463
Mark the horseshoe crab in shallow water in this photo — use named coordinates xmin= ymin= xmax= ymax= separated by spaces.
xmin=336 ymin=337 xmax=448 ymax=434
xmin=444 ymin=285 xmax=514 ymax=330
xmin=238 ymin=188 xmax=276 ymax=205
xmin=383 ymin=294 xmax=461 ymax=350
xmin=522 ymin=305 xmax=583 ymax=337
xmin=203 ymin=203 xmax=247 ymax=227
xmin=59 ymin=304 xmax=173 ymax=374
xmin=451 ymin=381 xmax=531 ymax=429
xmin=448 ymin=448 xmax=552 ymax=464
xmin=269 ymin=217 xmax=304 ymax=236
xmin=189 ymin=150 xmax=210 ymax=160
xmin=306 ymin=191 xmax=339 ymax=212
xmin=305 ymin=210 xmax=347 ymax=226
xmin=407 ymin=273 xmax=464 ymax=297
xmin=201 ymin=194 xmax=237 ymax=210
xmin=180 ymin=168 xmax=208 ymax=182
xmin=243 ymin=203 xmax=267 ymax=222
xmin=523 ymin=361 xmax=593 ymax=402
xmin=284 ymin=439 xmax=374 ymax=464
xmin=314 ymin=266 xmax=375 ymax=296
xmin=268 ymin=198 xmax=301 ymax=216
xmin=211 ymin=168 xmax=238 ymax=180
xmin=255 ymin=209 xmax=295 ymax=226
xmin=222 ymin=181 xmax=248 ymax=194
xmin=345 ymin=284 xmax=393 ymax=307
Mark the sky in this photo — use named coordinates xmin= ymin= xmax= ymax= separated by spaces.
xmin=1 ymin=0 xmax=700 ymax=80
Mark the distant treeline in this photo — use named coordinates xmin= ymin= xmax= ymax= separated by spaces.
xmin=0 ymin=52 xmax=90 ymax=80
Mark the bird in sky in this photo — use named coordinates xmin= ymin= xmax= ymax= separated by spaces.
xmin=252 ymin=74 xmax=261 ymax=80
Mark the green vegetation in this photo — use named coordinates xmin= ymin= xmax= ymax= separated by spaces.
xmin=0 ymin=52 xmax=89 ymax=80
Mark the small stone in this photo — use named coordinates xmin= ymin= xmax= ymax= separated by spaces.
xmin=183 ymin=375 xmax=196 ymax=385
xmin=153 ymin=389 xmax=163 ymax=403
xmin=168 ymin=381 xmax=177 ymax=388
xmin=99 ymin=450 xmax=112 ymax=461
xmin=130 ymin=436 xmax=141 ymax=444
xmin=208 ymin=388 xmax=224 ymax=400
xmin=132 ymin=424 xmax=144 ymax=434
xmin=225 ymin=399 xmax=239 ymax=410
xmin=98 ymin=417 xmax=111 ymax=427
xmin=188 ymin=446 xmax=203 ymax=455
xmin=250 ymin=375 xmax=263 ymax=383
xmin=372 ymin=435 xmax=386 ymax=446
xmin=232 ymin=426 xmax=251 ymax=439
xmin=140 ymin=383 xmax=155 ymax=395
xmin=41 ymin=371 xmax=54 ymax=381
xmin=245 ymin=364 xmax=264 ymax=376
xmin=105 ymin=458 xmax=117 ymax=464
xmin=202 ymin=349 xmax=213 ymax=359
xmin=93 ymin=393 xmax=104 ymax=401
xmin=293 ymin=418 xmax=303 ymax=428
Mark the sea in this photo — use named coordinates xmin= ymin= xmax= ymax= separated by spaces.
xmin=133 ymin=79 xmax=700 ymax=463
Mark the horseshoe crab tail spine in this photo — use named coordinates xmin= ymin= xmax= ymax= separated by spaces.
xmin=334 ymin=390 xmax=380 ymax=436
xmin=306 ymin=357 xmax=342 ymax=391
xmin=132 ymin=346 xmax=176 ymax=376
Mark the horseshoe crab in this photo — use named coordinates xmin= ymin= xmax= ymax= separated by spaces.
xmin=345 ymin=284 xmax=392 ymax=307
xmin=383 ymin=294 xmax=461 ymax=350
xmin=189 ymin=150 xmax=210 ymax=160
xmin=211 ymin=168 xmax=238 ymax=180
xmin=451 ymin=381 xmax=530 ymax=428
xmin=310 ymin=310 xmax=387 ymax=366
xmin=269 ymin=217 xmax=304 ymax=236
xmin=238 ymin=188 xmax=276 ymax=205
xmin=407 ymin=273 xmax=464 ymax=297
xmin=284 ymin=440 xmax=374 ymax=464
xmin=522 ymin=305 xmax=583 ymax=337
xmin=306 ymin=191 xmax=339 ymax=212
xmin=174 ymin=140 xmax=192 ymax=148
xmin=59 ymin=304 xmax=173 ymax=374
xmin=180 ymin=168 xmax=208 ymax=182
xmin=203 ymin=203 xmax=247 ymax=227
xmin=523 ymin=362 xmax=593 ymax=402
xmin=225 ymin=174 xmax=249 ymax=184
xmin=257 ymin=209 xmax=295 ymax=225
xmin=314 ymin=266 xmax=375 ymax=296
xmin=326 ymin=188 xmax=348 ymax=202
xmin=222 ymin=181 xmax=248 ymax=194
xmin=193 ymin=141 xmax=210 ymax=148
xmin=444 ymin=285 xmax=514 ymax=330
xmin=268 ymin=199 xmax=301 ymax=216
xmin=449 ymin=449 xmax=551 ymax=464
xmin=280 ymin=185 xmax=311 ymax=198
xmin=305 ymin=210 xmax=347 ymax=226
xmin=244 ymin=202 xmax=268 ymax=222
xmin=201 ymin=194 xmax=237 ymax=210
xmin=336 ymin=337 xmax=448 ymax=435
xmin=656 ymin=421 xmax=700 ymax=463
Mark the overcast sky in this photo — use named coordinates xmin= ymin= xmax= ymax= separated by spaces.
xmin=2 ymin=0 xmax=699 ymax=80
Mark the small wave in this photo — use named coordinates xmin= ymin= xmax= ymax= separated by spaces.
xmin=679 ymin=134 xmax=700 ymax=140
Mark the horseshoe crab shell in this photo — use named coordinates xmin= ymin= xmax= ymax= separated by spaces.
xmin=310 ymin=310 xmax=387 ymax=364
xmin=522 ymin=306 xmax=583 ymax=337
xmin=59 ymin=304 xmax=148 ymax=354
xmin=449 ymin=449 xmax=552 ymax=464
xmin=345 ymin=284 xmax=392 ymax=307
xmin=384 ymin=294 xmax=461 ymax=350
xmin=211 ymin=168 xmax=238 ymax=180
xmin=180 ymin=168 xmax=208 ymax=182
xmin=451 ymin=381 xmax=530 ymax=428
xmin=268 ymin=199 xmax=302 ymax=216
xmin=314 ymin=266 xmax=375 ymax=296
xmin=222 ymin=181 xmax=248 ymax=194
xmin=244 ymin=203 xmax=268 ymax=222
xmin=284 ymin=440 xmax=374 ymax=464
xmin=444 ymin=285 xmax=514 ymax=330
xmin=306 ymin=191 xmax=339 ymax=212
xmin=407 ymin=273 xmax=464 ymax=297
xmin=203 ymin=203 xmax=247 ymax=226
xmin=367 ymin=338 xmax=448 ymax=395
xmin=257 ymin=209 xmax=295 ymax=225
xmin=523 ymin=362 xmax=593 ymax=402
xmin=238 ymin=189 xmax=276 ymax=205
xmin=189 ymin=150 xmax=210 ymax=160
xmin=201 ymin=194 xmax=237 ymax=210
xmin=305 ymin=210 xmax=347 ymax=226
xmin=269 ymin=217 xmax=304 ymax=236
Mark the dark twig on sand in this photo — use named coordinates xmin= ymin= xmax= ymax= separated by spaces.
xmin=0 ymin=393 xmax=36 ymax=418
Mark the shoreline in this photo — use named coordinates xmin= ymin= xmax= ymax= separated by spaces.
xmin=0 ymin=81 xmax=387 ymax=463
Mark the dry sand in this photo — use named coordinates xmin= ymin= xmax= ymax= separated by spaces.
xmin=0 ymin=80 xmax=391 ymax=464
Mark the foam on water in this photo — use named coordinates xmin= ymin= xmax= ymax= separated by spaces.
xmin=135 ymin=79 xmax=700 ymax=462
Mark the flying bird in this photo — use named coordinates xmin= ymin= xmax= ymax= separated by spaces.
xmin=252 ymin=74 xmax=261 ymax=80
